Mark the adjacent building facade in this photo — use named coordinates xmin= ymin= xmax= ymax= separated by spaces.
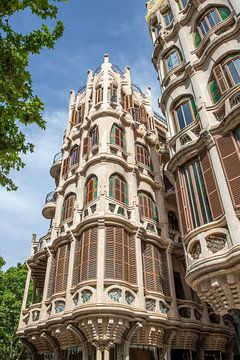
xmin=147 ymin=0 xmax=240 ymax=350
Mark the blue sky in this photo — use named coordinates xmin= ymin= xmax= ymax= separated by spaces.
xmin=0 ymin=0 xmax=162 ymax=268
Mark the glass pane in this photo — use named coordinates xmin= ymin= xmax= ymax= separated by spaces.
xmin=181 ymin=0 xmax=187 ymax=8
xmin=197 ymin=161 xmax=212 ymax=223
xmin=182 ymin=102 xmax=193 ymax=126
xmin=207 ymin=12 xmax=215 ymax=28
xmin=176 ymin=106 xmax=185 ymax=130
xmin=193 ymin=162 xmax=208 ymax=224
xmin=171 ymin=52 xmax=180 ymax=68
xmin=166 ymin=55 xmax=173 ymax=71
xmin=211 ymin=9 xmax=221 ymax=25
xmin=199 ymin=22 xmax=206 ymax=36
xmin=227 ymin=61 xmax=240 ymax=85
xmin=202 ymin=18 xmax=210 ymax=34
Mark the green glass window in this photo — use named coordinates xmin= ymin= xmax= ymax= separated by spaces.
xmin=85 ymin=176 xmax=98 ymax=204
xmin=138 ymin=191 xmax=158 ymax=221
xmin=110 ymin=124 xmax=125 ymax=149
xmin=197 ymin=7 xmax=230 ymax=40
xmin=109 ymin=174 xmax=128 ymax=205
xmin=209 ymin=80 xmax=221 ymax=104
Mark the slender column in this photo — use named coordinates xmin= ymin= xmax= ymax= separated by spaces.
xmin=96 ymin=220 xmax=105 ymax=302
xmin=65 ymin=237 xmax=75 ymax=310
xmin=96 ymin=349 xmax=102 ymax=360
xmin=208 ymin=143 xmax=240 ymax=245
xmin=104 ymin=349 xmax=110 ymax=360
xmin=135 ymin=236 xmax=145 ymax=308
xmin=40 ymin=253 xmax=52 ymax=319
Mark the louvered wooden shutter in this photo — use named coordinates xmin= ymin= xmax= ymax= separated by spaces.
xmin=72 ymin=239 xmax=81 ymax=286
xmin=213 ymin=64 xmax=229 ymax=94
xmin=175 ymin=170 xmax=190 ymax=235
xmin=62 ymin=157 xmax=70 ymax=177
xmin=147 ymin=117 xmax=155 ymax=131
xmin=105 ymin=226 xmax=136 ymax=284
xmin=124 ymin=95 xmax=134 ymax=110
xmin=161 ymin=252 xmax=170 ymax=297
xmin=71 ymin=110 xmax=78 ymax=126
xmin=142 ymin=243 xmax=162 ymax=293
xmin=79 ymin=227 xmax=97 ymax=282
xmin=54 ymin=244 xmax=70 ymax=293
xmin=199 ymin=149 xmax=224 ymax=220
xmin=216 ymin=133 xmax=240 ymax=208
xmin=82 ymin=137 xmax=89 ymax=156
xmin=47 ymin=254 xmax=56 ymax=298
xmin=140 ymin=106 xmax=148 ymax=124
xmin=78 ymin=103 xmax=85 ymax=123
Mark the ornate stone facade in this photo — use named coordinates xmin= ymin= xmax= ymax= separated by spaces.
xmin=147 ymin=0 xmax=240 ymax=352
xmin=17 ymin=55 xmax=237 ymax=359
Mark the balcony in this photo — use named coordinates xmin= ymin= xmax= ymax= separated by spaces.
xmin=42 ymin=191 xmax=56 ymax=219
xmin=212 ymin=85 xmax=240 ymax=124
xmin=50 ymin=152 xmax=62 ymax=179
xmin=177 ymin=299 xmax=204 ymax=323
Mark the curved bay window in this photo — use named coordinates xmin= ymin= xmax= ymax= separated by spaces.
xmin=62 ymin=193 xmax=76 ymax=222
xmin=138 ymin=191 xmax=158 ymax=221
xmin=110 ymin=124 xmax=125 ymax=149
xmin=109 ymin=174 xmax=128 ymax=205
xmin=85 ymin=176 xmax=98 ymax=204
xmin=164 ymin=48 xmax=183 ymax=73
xmin=195 ymin=7 xmax=231 ymax=47
xmin=209 ymin=55 xmax=240 ymax=104
xmin=105 ymin=226 xmax=136 ymax=284
xmin=173 ymin=97 xmax=198 ymax=131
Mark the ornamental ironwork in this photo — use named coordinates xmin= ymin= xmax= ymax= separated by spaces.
xmin=125 ymin=291 xmax=135 ymax=305
xmin=32 ymin=310 xmax=40 ymax=322
xmin=146 ymin=298 xmax=156 ymax=311
xmin=55 ymin=301 xmax=65 ymax=313
xmin=108 ymin=288 xmax=122 ymax=302
xmin=81 ymin=289 xmax=93 ymax=303
xmin=190 ymin=241 xmax=201 ymax=259
xmin=206 ymin=233 xmax=226 ymax=253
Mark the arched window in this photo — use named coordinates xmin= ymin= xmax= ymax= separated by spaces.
xmin=173 ymin=96 xmax=198 ymax=131
xmin=110 ymin=124 xmax=125 ymax=149
xmin=209 ymin=55 xmax=240 ymax=103
xmin=70 ymin=145 xmax=80 ymax=167
xmin=108 ymin=83 xmax=117 ymax=103
xmin=168 ymin=211 xmax=179 ymax=231
xmin=62 ymin=193 xmax=76 ymax=222
xmin=138 ymin=191 xmax=158 ymax=221
xmin=195 ymin=7 xmax=231 ymax=47
xmin=164 ymin=48 xmax=183 ymax=73
xmin=162 ymin=8 xmax=173 ymax=27
xmin=109 ymin=174 xmax=128 ymax=205
xmin=85 ymin=176 xmax=98 ymax=204
xmin=136 ymin=143 xmax=153 ymax=170
xmin=90 ymin=126 xmax=99 ymax=147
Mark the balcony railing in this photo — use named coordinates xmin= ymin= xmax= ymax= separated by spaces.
xmin=50 ymin=152 xmax=62 ymax=180
xmin=42 ymin=192 xmax=56 ymax=219
xmin=213 ymin=85 xmax=240 ymax=122
xmin=177 ymin=299 xmax=203 ymax=322
xmin=53 ymin=152 xmax=62 ymax=164
xmin=45 ymin=191 xmax=56 ymax=204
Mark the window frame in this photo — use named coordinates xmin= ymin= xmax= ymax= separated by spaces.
xmin=62 ymin=194 xmax=76 ymax=222
xmin=162 ymin=9 xmax=173 ymax=27
xmin=197 ymin=8 xmax=222 ymax=39
xmin=95 ymin=85 xmax=103 ymax=104
xmin=173 ymin=97 xmax=196 ymax=131
xmin=85 ymin=176 xmax=98 ymax=205
xmin=90 ymin=126 xmax=99 ymax=147
xmin=109 ymin=174 xmax=128 ymax=205
xmin=70 ymin=146 xmax=80 ymax=168
xmin=138 ymin=191 xmax=158 ymax=221
xmin=165 ymin=48 xmax=182 ymax=73
xmin=110 ymin=124 xmax=125 ymax=149
xmin=136 ymin=143 xmax=151 ymax=168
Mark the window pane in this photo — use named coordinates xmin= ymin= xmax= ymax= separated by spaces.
xmin=176 ymin=106 xmax=185 ymax=130
xmin=202 ymin=19 xmax=210 ymax=34
xmin=210 ymin=10 xmax=221 ymax=25
xmin=171 ymin=52 xmax=180 ymax=68
xmin=182 ymin=102 xmax=193 ymax=126
xmin=227 ymin=61 xmax=240 ymax=85
xmin=199 ymin=23 xmax=206 ymax=36
xmin=181 ymin=0 xmax=187 ymax=8
xmin=166 ymin=55 xmax=173 ymax=71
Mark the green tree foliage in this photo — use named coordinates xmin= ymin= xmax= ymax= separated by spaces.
xmin=0 ymin=0 xmax=66 ymax=191
xmin=0 ymin=257 xmax=29 ymax=359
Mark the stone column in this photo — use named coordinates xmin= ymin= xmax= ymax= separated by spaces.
xmin=96 ymin=349 xmax=102 ymax=360
xmin=96 ymin=219 xmax=105 ymax=303
xmin=104 ymin=349 xmax=110 ymax=360
xmin=40 ymin=252 xmax=52 ymax=319
xmin=65 ymin=236 xmax=75 ymax=310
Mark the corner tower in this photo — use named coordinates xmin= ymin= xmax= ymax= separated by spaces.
xmin=18 ymin=55 xmax=234 ymax=359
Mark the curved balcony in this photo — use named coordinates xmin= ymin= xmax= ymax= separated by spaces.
xmin=50 ymin=152 xmax=62 ymax=179
xmin=177 ymin=299 xmax=204 ymax=323
xmin=42 ymin=191 xmax=56 ymax=219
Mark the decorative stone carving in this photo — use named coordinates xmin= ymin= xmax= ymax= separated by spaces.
xmin=32 ymin=310 xmax=40 ymax=322
xmin=146 ymin=298 xmax=156 ymax=311
xmin=190 ymin=241 xmax=201 ymax=259
xmin=55 ymin=301 xmax=65 ymax=313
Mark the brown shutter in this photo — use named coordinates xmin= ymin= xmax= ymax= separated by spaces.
xmin=72 ymin=239 xmax=80 ymax=286
xmin=54 ymin=244 xmax=70 ymax=293
xmin=213 ymin=64 xmax=229 ymax=94
xmin=129 ymin=235 xmax=137 ymax=284
xmin=175 ymin=170 xmax=190 ymax=235
xmin=199 ymin=149 xmax=224 ymax=220
xmin=161 ymin=251 xmax=170 ymax=297
xmin=124 ymin=95 xmax=134 ymax=110
xmin=142 ymin=243 xmax=162 ymax=293
xmin=140 ymin=105 xmax=147 ymax=124
xmin=216 ymin=133 xmax=240 ymax=208
xmin=79 ymin=227 xmax=97 ymax=282
xmin=47 ymin=254 xmax=56 ymax=298
xmin=62 ymin=157 xmax=70 ymax=177
xmin=71 ymin=110 xmax=78 ymax=126
xmin=82 ymin=137 xmax=89 ymax=156
xmin=78 ymin=103 xmax=85 ymax=123
xmin=105 ymin=226 xmax=115 ymax=279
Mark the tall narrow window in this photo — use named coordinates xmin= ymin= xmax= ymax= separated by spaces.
xmin=85 ymin=176 xmax=98 ymax=204
xmin=165 ymin=49 xmax=182 ymax=72
xmin=136 ymin=143 xmax=151 ymax=168
xmin=110 ymin=124 xmax=125 ymax=149
xmin=95 ymin=86 xmax=103 ymax=104
xmin=108 ymin=84 xmax=117 ymax=103
xmin=174 ymin=97 xmax=198 ymax=131
xmin=77 ymin=103 xmax=85 ymax=123
xmin=54 ymin=244 xmax=70 ymax=294
xmin=62 ymin=193 xmax=76 ymax=222
xmin=177 ymin=0 xmax=188 ymax=11
xmin=163 ymin=9 xmax=173 ymax=27
xmin=70 ymin=146 xmax=80 ymax=167
xmin=105 ymin=226 xmax=136 ymax=284
xmin=138 ymin=191 xmax=158 ymax=221
xmin=109 ymin=174 xmax=128 ymax=205
xmin=90 ymin=126 xmax=99 ymax=147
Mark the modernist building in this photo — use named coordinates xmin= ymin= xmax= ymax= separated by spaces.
xmin=17 ymin=54 xmax=239 ymax=359
xmin=146 ymin=0 xmax=240 ymax=353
